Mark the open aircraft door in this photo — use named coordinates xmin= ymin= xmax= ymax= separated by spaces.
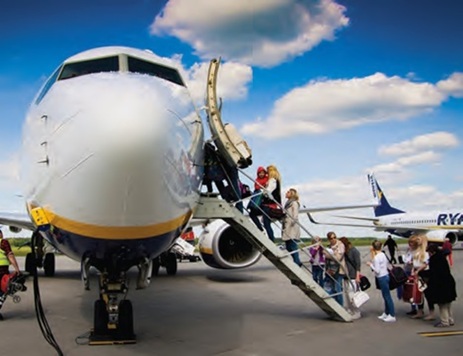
xmin=205 ymin=58 xmax=252 ymax=169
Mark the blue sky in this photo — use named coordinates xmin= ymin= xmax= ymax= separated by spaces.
xmin=1 ymin=0 xmax=463 ymax=237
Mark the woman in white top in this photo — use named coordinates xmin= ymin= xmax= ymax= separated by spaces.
xmin=367 ymin=240 xmax=396 ymax=322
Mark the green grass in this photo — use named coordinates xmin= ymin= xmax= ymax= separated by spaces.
xmin=12 ymin=246 xmax=31 ymax=257
xmin=275 ymin=237 xmax=408 ymax=247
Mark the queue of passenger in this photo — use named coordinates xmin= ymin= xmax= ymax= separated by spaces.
xmin=200 ymin=150 xmax=457 ymax=327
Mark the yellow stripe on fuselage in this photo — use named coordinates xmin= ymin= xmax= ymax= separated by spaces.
xmin=31 ymin=206 xmax=192 ymax=240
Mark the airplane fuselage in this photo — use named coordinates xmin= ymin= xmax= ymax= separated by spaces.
xmin=377 ymin=211 xmax=463 ymax=231
xmin=21 ymin=47 xmax=204 ymax=271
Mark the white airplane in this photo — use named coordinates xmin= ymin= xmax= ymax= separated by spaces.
xmin=0 ymin=46 xmax=260 ymax=344
xmin=0 ymin=46 xmax=383 ymax=346
xmin=308 ymin=174 xmax=463 ymax=248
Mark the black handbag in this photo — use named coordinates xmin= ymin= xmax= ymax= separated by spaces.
xmin=359 ymin=275 xmax=371 ymax=291
xmin=388 ymin=266 xmax=407 ymax=290
xmin=263 ymin=202 xmax=286 ymax=220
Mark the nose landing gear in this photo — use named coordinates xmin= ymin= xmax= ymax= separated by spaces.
xmin=89 ymin=273 xmax=136 ymax=345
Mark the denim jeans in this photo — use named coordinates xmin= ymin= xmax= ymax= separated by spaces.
xmin=377 ymin=274 xmax=395 ymax=316
xmin=312 ymin=265 xmax=324 ymax=287
xmin=285 ymin=239 xmax=301 ymax=266
xmin=334 ymin=274 xmax=344 ymax=306
xmin=324 ymin=273 xmax=343 ymax=306
xmin=249 ymin=206 xmax=274 ymax=241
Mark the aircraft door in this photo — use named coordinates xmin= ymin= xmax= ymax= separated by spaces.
xmin=205 ymin=58 xmax=252 ymax=169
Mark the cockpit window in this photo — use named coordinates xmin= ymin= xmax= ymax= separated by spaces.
xmin=127 ymin=56 xmax=185 ymax=87
xmin=35 ymin=65 xmax=62 ymax=105
xmin=58 ymin=56 xmax=119 ymax=81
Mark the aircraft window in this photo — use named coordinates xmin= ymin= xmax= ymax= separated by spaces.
xmin=127 ymin=56 xmax=185 ymax=86
xmin=35 ymin=66 xmax=62 ymax=105
xmin=58 ymin=56 xmax=119 ymax=81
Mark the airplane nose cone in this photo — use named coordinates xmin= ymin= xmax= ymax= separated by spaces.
xmin=85 ymin=81 xmax=172 ymax=160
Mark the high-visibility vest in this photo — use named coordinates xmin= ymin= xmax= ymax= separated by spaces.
xmin=0 ymin=238 xmax=10 ymax=266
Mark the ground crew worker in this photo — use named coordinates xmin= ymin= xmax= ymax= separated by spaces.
xmin=0 ymin=230 xmax=21 ymax=320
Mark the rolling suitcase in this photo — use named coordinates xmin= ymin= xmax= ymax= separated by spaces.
xmin=402 ymin=276 xmax=423 ymax=304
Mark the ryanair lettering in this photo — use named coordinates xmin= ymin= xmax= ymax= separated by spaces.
xmin=437 ymin=213 xmax=463 ymax=226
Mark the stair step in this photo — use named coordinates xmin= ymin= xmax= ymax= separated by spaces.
xmin=195 ymin=197 xmax=353 ymax=323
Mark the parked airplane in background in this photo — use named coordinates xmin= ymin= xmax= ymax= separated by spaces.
xmin=308 ymin=174 xmax=463 ymax=248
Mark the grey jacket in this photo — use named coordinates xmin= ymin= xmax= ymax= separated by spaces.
xmin=281 ymin=200 xmax=301 ymax=241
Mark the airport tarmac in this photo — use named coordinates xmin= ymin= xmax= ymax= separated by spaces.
xmin=2 ymin=247 xmax=462 ymax=356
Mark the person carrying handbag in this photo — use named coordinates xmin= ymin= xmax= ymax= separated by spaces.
xmin=340 ymin=237 xmax=362 ymax=319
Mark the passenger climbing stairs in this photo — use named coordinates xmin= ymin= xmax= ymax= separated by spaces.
xmin=201 ymin=57 xmax=352 ymax=322
xmin=194 ymin=196 xmax=353 ymax=322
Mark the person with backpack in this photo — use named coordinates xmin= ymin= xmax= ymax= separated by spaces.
xmin=249 ymin=165 xmax=281 ymax=242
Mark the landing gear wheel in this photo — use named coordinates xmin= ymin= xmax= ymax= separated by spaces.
xmin=152 ymin=257 xmax=160 ymax=276
xmin=94 ymin=299 xmax=109 ymax=335
xmin=43 ymin=253 xmax=55 ymax=277
xmin=118 ymin=300 xmax=134 ymax=338
xmin=165 ymin=252 xmax=177 ymax=275
xmin=25 ymin=253 xmax=35 ymax=274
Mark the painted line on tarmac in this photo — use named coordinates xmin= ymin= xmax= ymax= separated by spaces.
xmin=418 ymin=330 xmax=463 ymax=337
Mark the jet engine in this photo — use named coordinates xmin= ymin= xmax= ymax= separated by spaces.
xmin=9 ymin=226 xmax=22 ymax=234
xmin=425 ymin=230 xmax=463 ymax=246
xmin=198 ymin=220 xmax=261 ymax=269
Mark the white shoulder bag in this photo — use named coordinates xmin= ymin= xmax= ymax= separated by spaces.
xmin=352 ymin=290 xmax=370 ymax=308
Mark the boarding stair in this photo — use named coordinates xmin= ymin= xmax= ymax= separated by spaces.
xmin=194 ymin=196 xmax=353 ymax=322
xmin=202 ymin=57 xmax=352 ymax=322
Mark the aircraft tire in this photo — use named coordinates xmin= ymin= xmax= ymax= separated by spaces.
xmin=118 ymin=300 xmax=134 ymax=337
xmin=25 ymin=253 xmax=35 ymax=274
xmin=165 ymin=253 xmax=177 ymax=275
xmin=152 ymin=257 xmax=161 ymax=276
xmin=94 ymin=299 xmax=108 ymax=335
xmin=43 ymin=253 xmax=55 ymax=277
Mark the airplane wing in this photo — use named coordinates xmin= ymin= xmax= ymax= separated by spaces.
xmin=0 ymin=211 xmax=35 ymax=231
xmin=306 ymin=212 xmax=378 ymax=228
xmin=331 ymin=214 xmax=379 ymax=222
xmin=299 ymin=201 xmax=379 ymax=214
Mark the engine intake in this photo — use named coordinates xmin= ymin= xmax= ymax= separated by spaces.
xmin=198 ymin=221 xmax=261 ymax=269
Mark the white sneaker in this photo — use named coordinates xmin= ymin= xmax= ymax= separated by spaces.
xmin=378 ymin=313 xmax=387 ymax=320
xmin=383 ymin=315 xmax=396 ymax=323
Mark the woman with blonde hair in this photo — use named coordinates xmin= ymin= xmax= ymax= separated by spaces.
xmin=409 ymin=234 xmax=435 ymax=320
xmin=281 ymin=188 xmax=301 ymax=266
xmin=249 ymin=164 xmax=282 ymax=242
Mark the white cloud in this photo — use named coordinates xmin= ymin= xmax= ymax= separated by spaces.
xmin=0 ymin=153 xmax=20 ymax=182
xmin=0 ymin=153 xmax=24 ymax=212
xmin=368 ymin=151 xmax=441 ymax=175
xmin=181 ymin=60 xmax=253 ymax=105
xmin=151 ymin=0 xmax=349 ymax=67
xmin=378 ymin=131 xmax=459 ymax=156
xmin=437 ymin=72 xmax=463 ymax=98
xmin=241 ymin=73 xmax=446 ymax=138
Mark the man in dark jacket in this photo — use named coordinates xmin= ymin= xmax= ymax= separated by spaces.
xmin=384 ymin=235 xmax=398 ymax=264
